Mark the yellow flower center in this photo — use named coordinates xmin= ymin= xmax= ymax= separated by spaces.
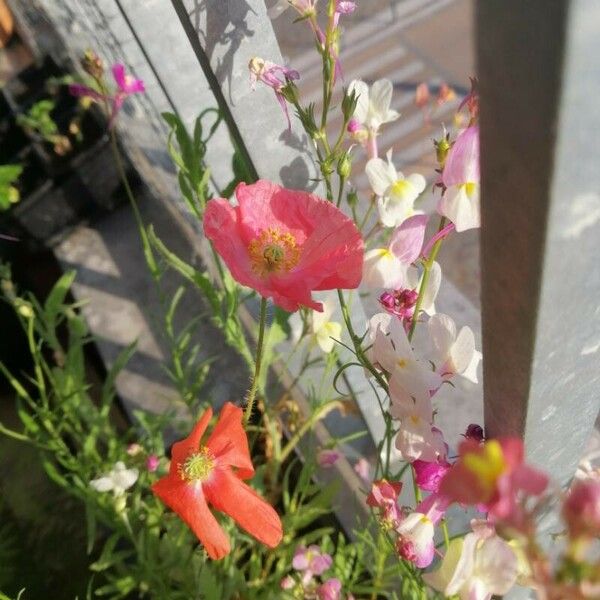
xmin=179 ymin=447 xmax=215 ymax=482
xmin=397 ymin=358 xmax=408 ymax=368
xmin=463 ymin=439 xmax=506 ymax=499
xmin=248 ymin=228 xmax=300 ymax=277
xmin=390 ymin=179 xmax=412 ymax=197
xmin=462 ymin=182 xmax=478 ymax=198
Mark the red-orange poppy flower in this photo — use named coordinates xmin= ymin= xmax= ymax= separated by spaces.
xmin=151 ymin=402 xmax=283 ymax=559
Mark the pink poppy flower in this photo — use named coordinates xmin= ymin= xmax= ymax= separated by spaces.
xmin=69 ymin=62 xmax=144 ymax=128
xmin=440 ymin=438 xmax=549 ymax=529
xmin=204 ymin=180 xmax=364 ymax=312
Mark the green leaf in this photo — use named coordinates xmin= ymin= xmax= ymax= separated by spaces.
xmin=100 ymin=340 xmax=137 ymax=413
xmin=44 ymin=270 xmax=76 ymax=329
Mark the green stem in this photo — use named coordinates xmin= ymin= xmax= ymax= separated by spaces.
xmin=336 ymin=175 xmax=346 ymax=207
xmin=244 ymin=297 xmax=268 ymax=424
xmin=408 ymin=217 xmax=447 ymax=341
xmin=411 ymin=464 xmax=422 ymax=503
xmin=441 ymin=519 xmax=450 ymax=550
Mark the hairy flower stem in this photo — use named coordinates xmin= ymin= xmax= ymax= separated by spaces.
xmin=244 ymin=296 xmax=268 ymax=424
xmin=408 ymin=217 xmax=448 ymax=341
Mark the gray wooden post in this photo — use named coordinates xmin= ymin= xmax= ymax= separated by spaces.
xmin=478 ymin=0 xmax=600 ymax=490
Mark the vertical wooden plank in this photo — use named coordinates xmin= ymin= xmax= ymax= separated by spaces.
xmin=478 ymin=0 xmax=600 ymax=492
xmin=171 ymin=0 xmax=323 ymax=192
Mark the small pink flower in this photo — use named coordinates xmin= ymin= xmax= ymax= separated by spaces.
xmin=293 ymin=545 xmax=333 ymax=576
xmin=280 ymin=575 xmax=295 ymax=590
xmin=395 ymin=512 xmax=435 ymax=568
xmin=317 ymin=578 xmax=342 ymax=600
xmin=146 ymin=454 xmax=160 ymax=472
xmin=248 ymin=57 xmax=300 ymax=129
xmin=69 ymin=62 xmax=144 ymax=128
xmin=413 ymin=459 xmax=451 ymax=492
xmin=318 ymin=449 xmax=342 ymax=468
xmin=378 ymin=288 xmax=418 ymax=322
xmin=367 ymin=479 xmax=402 ymax=526
xmin=562 ymin=479 xmax=600 ymax=539
xmin=204 ymin=180 xmax=364 ymax=313
xmin=336 ymin=0 xmax=356 ymax=14
xmin=353 ymin=458 xmax=370 ymax=483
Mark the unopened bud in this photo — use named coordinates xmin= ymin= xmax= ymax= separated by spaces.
xmin=434 ymin=135 xmax=452 ymax=168
xmin=336 ymin=152 xmax=352 ymax=179
xmin=81 ymin=50 xmax=104 ymax=80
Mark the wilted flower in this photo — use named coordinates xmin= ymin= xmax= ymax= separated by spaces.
xmin=268 ymin=0 xmax=317 ymax=19
xmin=204 ymin=180 xmax=364 ymax=313
xmin=354 ymin=458 xmax=371 ymax=484
xmin=366 ymin=150 xmax=426 ymax=227
xmin=249 ymin=57 xmax=300 ymax=129
xmin=90 ymin=461 xmax=138 ymax=496
xmin=464 ymin=423 xmax=485 ymax=442
xmin=367 ymin=479 xmax=403 ymax=527
xmin=152 ymin=402 xmax=283 ymax=559
xmin=379 ymin=288 xmax=418 ymax=322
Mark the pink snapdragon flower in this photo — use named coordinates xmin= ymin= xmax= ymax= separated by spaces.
xmin=249 ymin=57 xmax=300 ymax=129
xmin=362 ymin=214 xmax=427 ymax=289
xmin=438 ymin=125 xmax=480 ymax=232
xmin=69 ymin=63 xmax=145 ymax=128
xmin=395 ymin=512 xmax=436 ymax=568
xmin=353 ymin=458 xmax=370 ymax=483
xmin=413 ymin=459 xmax=452 ymax=492
xmin=203 ymin=180 xmax=364 ymax=313
xmin=367 ymin=479 xmax=403 ymax=527
xmin=293 ymin=545 xmax=333 ymax=577
xmin=440 ymin=438 xmax=549 ymax=529
xmin=317 ymin=578 xmax=342 ymax=600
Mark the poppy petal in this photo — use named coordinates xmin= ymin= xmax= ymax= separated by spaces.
xmin=206 ymin=402 xmax=254 ymax=479
xmin=152 ymin=476 xmax=230 ymax=560
xmin=170 ymin=407 xmax=213 ymax=470
xmin=205 ymin=469 xmax=283 ymax=548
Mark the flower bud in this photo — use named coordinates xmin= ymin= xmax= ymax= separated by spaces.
xmin=81 ymin=50 xmax=104 ymax=80
xmin=563 ymin=479 xmax=600 ymax=539
xmin=434 ymin=135 xmax=452 ymax=168
xmin=336 ymin=151 xmax=352 ymax=179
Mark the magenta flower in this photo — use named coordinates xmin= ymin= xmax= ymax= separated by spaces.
xmin=146 ymin=454 xmax=159 ymax=472
xmin=317 ymin=578 xmax=342 ymax=600
xmin=413 ymin=459 xmax=452 ymax=492
xmin=69 ymin=62 xmax=144 ymax=128
xmin=292 ymin=545 xmax=333 ymax=577
xmin=378 ymin=288 xmax=418 ymax=323
xmin=562 ymin=479 xmax=600 ymax=539
xmin=317 ymin=449 xmax=342 ymax=468
xmin=248 ymin=57 xmax=300 ymax=129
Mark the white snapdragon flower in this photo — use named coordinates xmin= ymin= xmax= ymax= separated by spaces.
xmin=90 ymin=461 xmax=139 ymax=496
xmin=428 ymin=313 xmax=482 ymax=383
xmin=366 ymin=150 xmax=426 ymax=227
xmin=349 ymin=79 xmax=400 ymax=132
xmin=289 ymin=292 xmax=342 ymax=353
xmin=424 ymin=526 xmax=519 ymax=600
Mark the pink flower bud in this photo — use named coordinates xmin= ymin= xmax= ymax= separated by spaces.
xmin=563 ymin=479 xmax=600 ymax=539
xmin=317 ymin=578 xmax=342 ymax=600
xmin=318 ymin=449 xmax=342 ymax=468
xmin=146 ymin=454 xmax=160 ymax=472
xmin=347 ymin=118 xmax=361 ymax=133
